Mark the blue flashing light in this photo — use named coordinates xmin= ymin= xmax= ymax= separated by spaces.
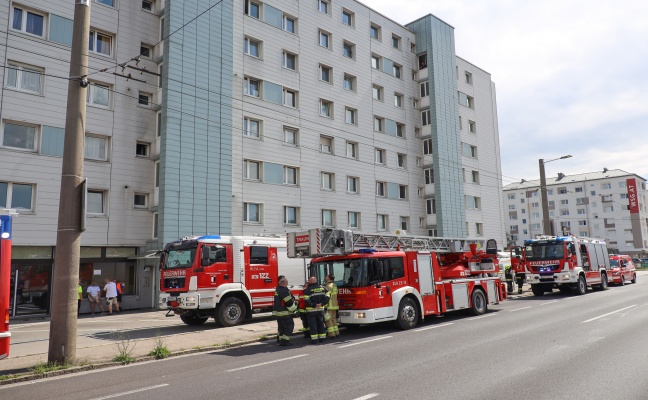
xmin=358 ymin=248 xmax=376 ymax=253
xmin=555 ymin=236 xmax=569 ymax=241
xmin=0 ymin=215 xmax=12 ymax=239
xmin=524 ymin=240 xmax=532 ymax=245
xmin=197 ymin=235 xmax=222 ymax=241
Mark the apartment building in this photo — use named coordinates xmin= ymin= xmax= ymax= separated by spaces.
xmin=0 ymin=0 xmax=504 ymax=315
xmin=502 ymin=169 xmax=648 ymax=255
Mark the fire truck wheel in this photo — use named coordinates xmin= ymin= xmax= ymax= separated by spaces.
xmin=576 ymin=275 xmax=587 ymax=295
xmin=395 ymin=298 xmax=418 ymax=330
xmin=597 ymin=274 xmax=608 ymax=291
xmin=620 ymin=276 xmax=626 ymax=286
xmin=631 ymin=273 xmax=637 ymax=284
xmin=470 ymin=289 xmax=487 ymax=316
xmin=531 ymin=285 xmax=545 ymax=296
xmin=216 ymin=297 xmax=246 ymax=327
xmin=180 ymin=315 xmax=209 ymax=326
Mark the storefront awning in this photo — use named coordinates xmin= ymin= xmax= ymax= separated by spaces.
xmin=128 ymin=250 xmax=161 ymax=260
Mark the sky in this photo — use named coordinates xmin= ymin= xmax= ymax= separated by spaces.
xmin=368 ymin=0 xmax=648 ymax=186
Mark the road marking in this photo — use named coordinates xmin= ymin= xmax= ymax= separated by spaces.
xmin=353 ymin=394 xmax=379 ymax=400
xmin=414 ymin=322 xmax=454 ymax=332
xmin=581 ymin=305 xmax=637 ymax=323
xmin=509 ymin=306 xmax=532 ymax=312
xmin=89 ymin=384 xmax=168 ymax=400
xmin=466 ymin=314 xmax=496 ymax=321
xmin=539 ymin=300 xmax=558 ymax=306
xmin=338 ymin=336 xmax=392 ymax=348
xmin=226 ymin=354 xmax=308 ymax=372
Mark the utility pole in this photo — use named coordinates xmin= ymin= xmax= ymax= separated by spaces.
xmin=48 ymin=0 xmax=91 ymax=364
xmin=539 ymin=155 xmax=572 ymax=237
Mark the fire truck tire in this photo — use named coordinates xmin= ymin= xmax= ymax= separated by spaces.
xmin=631 ymin=273 xmax=637 ymax=284
xmin=395 ymin=298 xmax=418 ymax=330
xmin=531 ymin=285 xmax=545 ymax=296
xmin=470 ymin=289 xmax=487 ymax=316
xmin=595 ymin=274 xmax=608 ymax=291
xmin=575 ymin=275 xmax=587 ymax=295
xmin=180 ymin=315 xmax=209 ymax=326
xmin=620 ymin=276 xmax=625 ymax=286
xmin=216 ymin=297 xmax=246 ymax=327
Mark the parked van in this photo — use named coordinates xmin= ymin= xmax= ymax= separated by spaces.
xmin=608 ymin=255 xmax=637 ymax=285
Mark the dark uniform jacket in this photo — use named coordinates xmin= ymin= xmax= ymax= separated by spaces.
xmin=273 ymin=285 xmax=297 ymax=317
xmin=303 ymin=284 xmax=330 ymax=313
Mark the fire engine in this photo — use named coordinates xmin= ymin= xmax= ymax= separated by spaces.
xmin=519 ymin=235 xmax=610 ymax=296
xmin=158 ymin=235 xmax=307 ymax=326
xmin=1 ymin=210 xmax=17 ymax=360
xmin=287 ymin=229 xmax=506 ymax=330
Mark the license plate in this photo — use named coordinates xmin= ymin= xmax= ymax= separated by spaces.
xmin=339 ymin=311 xmax=350 ymax=317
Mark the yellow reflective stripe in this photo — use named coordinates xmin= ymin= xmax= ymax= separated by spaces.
xmin=282 ymin=295 xmax=293 ymax=302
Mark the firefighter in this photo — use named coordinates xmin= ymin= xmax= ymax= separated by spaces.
xmin=504 ymin=265 xmax=514 ymax=294
xmin=324 ymin=274 xmax=339 ymax=338
xmin=298 ymin=281 xmax=310 ymax=338
xmin=272 ymin=277 xmax=297 ymax=346
xmin=303 ymin=276 xmax=330 ymax=344
xmin=515 ymin=271 xmax=525 ymax=294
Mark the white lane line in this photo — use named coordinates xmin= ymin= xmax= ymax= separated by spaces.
xmin=539 ymin=300 xmax=559 ymax=306
xmin=581 ymin=305 xmax=638 ymax=323
xmin=414 ymin=322 xmax=454 ymax=332
xmin=466 ymin=314 xmax=497 ymax=321
xmin=89 ymin=384 xmax=169 ymax=400
xmin=338 ymin=336 xmax=392 ymax=349
xmin=353 ymin=394 xmax=379 ymax=400
xmin=509 ymin=306 xmax=532 ymax=312
xmin=226 ymin=354 xmax=308 ymax=372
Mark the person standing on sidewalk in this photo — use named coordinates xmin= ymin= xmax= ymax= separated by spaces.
xmin=78 ymin=280 xmax=83 ymax=316
xmin=103 ymin=278 xmax=119 ymax=315
xmin=86 ymin=280 xmax=105 ymax=316
xmin=303 ymin=276 xmax=329 ymax=344
xmin=114 ymin=279 xmax=123 ymax=312
xmin=272 ymin=277 xmax=297 ymax=346
xmin=324 ymin=274 xmax=339 ymax=338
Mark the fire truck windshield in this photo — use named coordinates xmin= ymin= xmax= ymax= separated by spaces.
xmin=310 ymin=257 xmax=405 ymax=288
xmin=164 ymin=248 xmax=196 ymax=269
xmin=609 ymin=259 xmax=619 ymax=267
xmin=525 ymin=243 xmax=565 ymax=261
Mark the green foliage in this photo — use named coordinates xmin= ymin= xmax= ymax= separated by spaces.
xmin=148 ymin=333 xmax=171 ymax=359
xmin=112 ymin=330 xmax=136 ymax=364
xmin=30 ymin=361 xmax=70 ymax=375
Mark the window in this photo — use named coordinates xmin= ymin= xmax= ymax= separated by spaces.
xmin=604 ymin=205 xmax=614 ymax=212
xmin=319 ymin=99 xmax=333 ymax=118
xmin=377 ymin=214 xmax=388 ymax=230
xmin=244 ymin=160 xmax=260 ymax=180
xmin=283 ymin=88 xmax=297 ymax=107
xmin=138 ymin=92 xmax=151 ymax=107
xmin=319 ymin=64 xmax=332 ymax=83
xmin=89 ymin=31 xmax=113 ymax=56
xmin=87 ymin=83 xmax=110 ymax=107
xmin=136 ymin=142 xmax=149 ymax=157
xmin=602 ymin=183 xmax=612 ymax=189
xmin=424 ymin=169 xmax=434 ymax=185
xmin=426 ymin=198 xmax=436 ymax=215
xmin=5 ymin=62 xmax=42 ymax=94
xmin=283 ymin=127 xmax=298 ymax=145
xmin=471 ymin=171 xmax=479 ymax=184
xmin=558 ymin=187 xmax=567 ymax=194
xmin=373 ymin=117 xmax=384 ymax=132
xmin=2 ymin=122 xmax=37 ymax=151
xmin=244 ymin=77 xmax=260 ymax=97
xmin=343 ymin=74 xmax=355 ymax=91
xmin=418 ymin=53 xmax=427 ymax=69
xmin=284 ymin=166 xmax=298 ymax=185
xmin=142 ymin=1 xmax=154 ymax=12
xmin=413 ymin=99 xmax=419 ymax=109
xmin=283 ymin=15 xmax=296 ymax=33
xmin=576 ymin=197 xmax=587 ymax=204
xmin=320 ymin=136 xmax=332 ymax=153
xmin=370 ymin=24 xmax=381 ymax=40
xmin=468 ymin=120 xmax=476 ymax=133
xmin=421 ymin=110 xmax=431 ymax=126
xmin=342 ymin=9 xmax=354 ymax=27
xmin=345 ymin=108 xmax=356 ymax=125
xmin=282 ymin=51 xmax=297 ymax=70
xmin=140 ymin=45 xmax=152 ymax=58
xmin=465 ymin=72 xmax=473 ymax=85
xmin=87 ymin=190 xmax=106 ymax=215
xmin=458 ymin=92 xmax=473 ymax=108
xmin=322 ymin=209 xmax=335 ymax=227
xmin=244 ymin=37 xmax=261 ymax=58
xmin=244 ymin=202 xmax=261 ymax=223
xmin=85 ymin=135 xmax=108 ymax=161
xmin=245 ymin=1 xmax=260 ymax=18
xmin=416 ymin=158 xmax=422 ymax=167
xmin=347 ymin=177 xmax=359 ymax=193
xmin=372 ymin=85 xmax=383 ymax=100
xmin=392 ymin=35 xmax=401 ymax=49
xmin=278 ymin=206 xmax=298 ymax=225
xmin=0 ymin=181 xmax=34 ymax=210
xmin=318 ymin=0 xmax=330 ymax=14
xmin=466 ymin=195 xmax=481 ymax=210
xmin=420 ymin=82 xmax=429 ymax=97
xmin=532 ymin=223 xmax=541 ymax=230
xmin=394 ymin=93 xmax=403 ymax=108
xmin=376 ymin=181 xmax=386 ymax=196
xmin=475 ymin=223 xmax=483 ymax=236
xmin=507 ymin=194 xmax=516 ymax=200
xmin=397 ymin=153 xmax=406 ymax=168
xmin=618 ymin=181 xmax=626 ymax=188
xmin=560 ymin=199 xmax=569 ymax=205
xmin=348 ymin=212 xmax=360 ymax=229
xmin=575 ymin=187 xmax=583 ymax=192
xmin=134 ymin=193 xmax=148 ymax=209
xmin=319 ymin=30 xmax=331 ymax=49
xmin=396 ymin=123 xmax=405 ymax=138
xmin=375 ymin=149 xmax=385 ymax=165
xmin=155 ymin=161 xmax=160 ymax=188
xmin=371 ymin=55 xmax=381 ymax=70
xmin=321 ymin=172 xmax=334 ymax=190
xmin=244 ymin=117 xmax=261 ymax=138
xmin=399 ymin=185 xmax=407 ymax=199
xmin=398 ymin=217 xmax=408 ymax=231
xmin=97 ymin=0 xmax=115 ymax=7
xmin=343 ymin=41 xmax=355 ymax=59
xmin=392 ymin=64 xmax=402 ymax=78
xmin=423 ymin=139 xmax=433 ymax=155
xmin=10 ymin=6 xmax=44 ymax=37
xmin=346 ymin=141 xmax=358 ymax=159
xmin=462 ymin=143 xmax=477 ymax=158
xmin=508 ymin=204 xmax=515 ymax=210
xmin=577 ymin=208 xmax=586 ymax=215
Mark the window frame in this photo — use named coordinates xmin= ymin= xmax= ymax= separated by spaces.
xmin=346 ymin=141 xmax=358 ymax=159
xmin=89 ymin=30 xmax=114 ymax=57
xmin=423 ymin=139 xmax=433 ymax=155
xmin=1 ymin=120 xmax=38 ymax=152
xmin=283 ymin=88 xmax=297 ymax=108
xmin=347 ymin=176 xmax=359 ymax=194
xmin=5 ymin=61 xmax=43 ymax=94
xmin=133 ymin=192 xmax=148 ymax=209
xmin=319 ymin=64 xmax=332 ymax=83
xmin=370 ymin=24 xmax=381 ymax=41
xmin=348 ymin=211 xmax=360 ymax=229
xmin=10 ymin=5 xmax=45 ymax=37
xmin=375 ymin=149 xmax=385 ymax=165
xmin=284 ymin=166 xmax=298 ymax=186
xmin=244 ymin=37 xmax=261 ymax=58
xmin=377 ymin=214 xmax=388 ymax=231
xmin=244 ymin=159 xmax=261 ymax=181
xmin=343 ymin=41 xmax=355 ymax=59
xmin=318 ymin=29 xmax=331 ymax=49
xmin=243 ymin=202 xmax=262 ymax=223
xmin=86 ymin=82 xmax=111 ymax=108
xmin=282 ymin=50 xmax=297 ymax=71
xmin=344 ymin=107 xmax=356 ymax=125
xmin=0 ymin=181 xmax=35 ymax=212
xmin=421 ymin=110 xmax=431 ymax=126
xmin=319 ymin=98 xmax=333 ymax=118
xmin=284 ymin=206 xmax=299 ymax=225
xmin=283 ymin=127 xmax=298 ymax=146
xmin=141 ymin=0 xmax=154 ymax=12
xmin=317 ymin=0 xmax=330 ymax=15
xmin=321 ymin=172 xmax=334 ymax=191
xmin=135 ymin=141 xmax=150 ymax=158
xmin=392 ymin=34 xmax=401 ymax=49
xmin=243 ymin=116 xmax=261 ymax=138
xmin=282 ymin=14 xmax=296 ymax=34
xmin=343 ymin=73 xmax=356 ymax=91
xmin=245 ymin=0 xmax=260 ymax=19
xmin=244 ymin=76 xmax=261 ymax=98
xmin=322 ymin=209 xmax=335 ymax=227
xmin=342 ymin=9 xmax=354 ymax=27
xmin=87 ymin=189 xmax=107 ymax=215
xmin=84 ymin=134 xmax=109 ymax=161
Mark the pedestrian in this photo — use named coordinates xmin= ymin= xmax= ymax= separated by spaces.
xmin=272 ymin=277 xmax=297 ymax=346
xmin=86 ymin=280 xmax=105 ymax=316
xmin=504 ymin=266 xmax=514 ymax=294
xmin=303 ymin=276 xmax=329 ymax=344
xmin=114 ymin=279 xmax=123 ymax=312
xmin=103 ymin=278 xmax=119 ymax=314
xmin=324 ymin=274 xmax=339 ymax=338
xmin=78 ymin=280 xmax=83 ymax=316
xmin=298 ymin=281 xmax=310 ymax=338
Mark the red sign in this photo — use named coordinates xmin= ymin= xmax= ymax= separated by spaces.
xmin=295 ymin=234 xmax=310 ymax=244
xmin=627 ymin=178 xmax=640 ymax=214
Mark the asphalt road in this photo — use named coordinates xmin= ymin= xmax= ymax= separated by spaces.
xmin=3 ymin=272 xmax=647 ymax=400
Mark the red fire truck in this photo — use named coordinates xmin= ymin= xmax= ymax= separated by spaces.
xmin=287 ymin=229 xmax=506 ymax=330
xmin=519 ymin=235 xmax=610 ymax=296
xmin=158 ymin=235 xmax=307 ymax=326
xmin=1 ymin=210 xmax=16 ymax=360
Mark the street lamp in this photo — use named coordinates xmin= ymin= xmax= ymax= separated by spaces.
xmin=539 ymin=155 xmax=572 ymax=236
